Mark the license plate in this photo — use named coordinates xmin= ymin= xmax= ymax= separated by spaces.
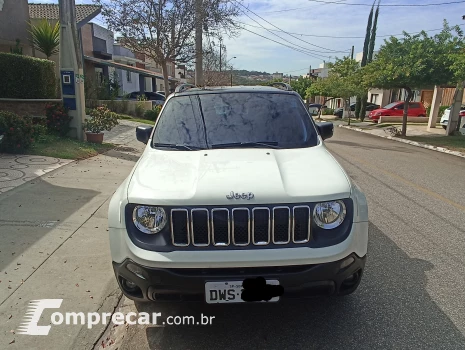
xmin=205 ymin=280 xmax=280 ymax=304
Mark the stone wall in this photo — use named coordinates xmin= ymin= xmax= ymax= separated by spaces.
xmin=0 ymin=99 xmax=61 ymax=116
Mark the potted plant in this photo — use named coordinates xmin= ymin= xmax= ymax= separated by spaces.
xmin=84 ymin=105 xmax=119 ymax=143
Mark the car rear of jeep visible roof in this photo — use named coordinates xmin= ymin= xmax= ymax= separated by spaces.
xmin=173 ymin=84 xmax=296 ymax=96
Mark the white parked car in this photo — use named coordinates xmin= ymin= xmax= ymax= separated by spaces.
xmin=108 ymin=84 xmax=369 ymax=304
xmin=440 ymin=104 xmax=465 ymax=130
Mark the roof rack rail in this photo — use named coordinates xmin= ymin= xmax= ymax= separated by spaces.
xmin=175 ymin=83 xmax=197 ymax=93
xmin=270 ymin=82 xmax=293 ymax=91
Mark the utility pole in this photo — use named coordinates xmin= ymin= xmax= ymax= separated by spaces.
xmin=351 ymin=45 xmax=354 ymax=60
xmin=195 ymin=0 xmax=203 ymax=86
xmin=219 ymin=38 xmax=222 ymax=72
xmin=59 ymin=0 xmax=86 ymax=141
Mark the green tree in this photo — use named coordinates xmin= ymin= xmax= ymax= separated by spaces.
xmin=363 ymin=21 xmax=464 ymax=136
xmin=290 ymin=77 xmax=313 ymax=101
xmin=29 ymin=19 xmax=60 ymax=59
xmin=307 ymin=57 xmax=364 ymax=119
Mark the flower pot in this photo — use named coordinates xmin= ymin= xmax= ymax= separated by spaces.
xmin=86 ymin=132 xmax=104 ymax=144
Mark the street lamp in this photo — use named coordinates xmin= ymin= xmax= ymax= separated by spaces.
xmin=226 ymin=57 xmax=237 ymax=86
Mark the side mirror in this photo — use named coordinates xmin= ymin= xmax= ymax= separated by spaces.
xmin=317 ymin=122 xmax=334 ymax=140
xmin=136 ymin=126 xmax=153 ymax=144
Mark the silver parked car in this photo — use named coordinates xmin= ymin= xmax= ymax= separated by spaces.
xmin=440 ymin=104 xmax=465 ymax=130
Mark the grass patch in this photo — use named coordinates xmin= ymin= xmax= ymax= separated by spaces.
xmin=30 ymin=134 xmax=114 ymax=160
xmin=404 ymin=135 xmax=465 ymax=152
xmin=375 ymin=123 xmax=442 ymax=128
xmin=117 ymin=114 xmax=133 ymax=120
xmin=117 ymin=114 xmax=153 ymax=125
xmin=128 ymin=118 xmax=154 ymax=125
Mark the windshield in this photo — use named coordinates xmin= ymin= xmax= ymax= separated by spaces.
xmin=382 ymin=102 xmax=398 ymax=109
xmin=152 ymin=93 xmax=318 ymax=149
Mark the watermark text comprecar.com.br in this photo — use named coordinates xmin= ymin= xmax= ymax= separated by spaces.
xmin=18 ymin=299 xmax=215 ymax=336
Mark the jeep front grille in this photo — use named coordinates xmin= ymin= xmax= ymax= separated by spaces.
xmin=171 ymin=206 xmax=311 ymax=247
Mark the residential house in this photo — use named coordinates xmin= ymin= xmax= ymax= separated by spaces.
xmin=112 ymin=43 xmax=143 ymax=94
xmin=81 ymin=22 xmax=115 ymax=86
xmin=144 ymin=56 xmax=177 ymax=92
xmin=272 ymin=72 xmax=284 ymax=80
xmin=420 ymin=88 xmax=465 ymax=108
xmin=0 ymin=0 xmax=32 ymax=55
xmin=18 ymin=3 xmax=178 ymax=97
xmin=29 ymin=3 xmax=101 ymax=77
xmin=176 ymin=65 xmax=187 ymax=83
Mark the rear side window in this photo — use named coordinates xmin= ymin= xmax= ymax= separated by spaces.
xmin=410 ymin=103 xmax=421 ymax=109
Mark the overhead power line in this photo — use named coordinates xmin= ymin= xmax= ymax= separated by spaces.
xmin=237 ymin=21 xmax=465 ymax=39
xmin=307 ymin=0 xmax=465 ymax=6
xmin=237 ymin=9 xmax=334 ymax=60
xmin=234 ymin=0 xmax=348 ymax=53
xmin=263 ymin=0 xmax=465 ymax=13
xmin=241 ymin=27 xmax=348 ymax=59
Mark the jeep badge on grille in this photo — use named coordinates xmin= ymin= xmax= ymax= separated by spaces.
xmin=226 ymin=192 xmax=255 ymax=200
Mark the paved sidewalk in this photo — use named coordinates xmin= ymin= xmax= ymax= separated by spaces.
xmin=338 ymin=123 xmax=465 ymax=159
xmin=0 ymin=120 xmax=149 ymax=195
xmin=335 ymin=121 xmax=447 ymax=137
xmin=0 ymin=155 xmax=72 ymax=194
xmin=105 ymin=120 xmax=152 ymax=146
xmin=0 ymin=124 xmax=145 ymax=349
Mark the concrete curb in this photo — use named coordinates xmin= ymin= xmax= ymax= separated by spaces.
xmin=338 ymin=124 xmax=465 ymax=159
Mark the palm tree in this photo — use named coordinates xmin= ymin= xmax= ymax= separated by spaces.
xmin=29 ymin=19 xmax=60 ymax=60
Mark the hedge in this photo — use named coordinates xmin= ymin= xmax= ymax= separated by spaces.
xmin=0 ymin=53 xmax=57 ymax=99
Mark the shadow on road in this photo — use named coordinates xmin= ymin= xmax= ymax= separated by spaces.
xmin=104 ymin=149 xmax=142 ymax=163
xmin=127 ymin=223 xmax=465 ymax=350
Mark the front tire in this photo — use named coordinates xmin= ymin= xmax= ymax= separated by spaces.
xmin=442 ymin=125 xmax=447 ymax=130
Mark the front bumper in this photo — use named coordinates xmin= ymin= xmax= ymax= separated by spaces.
xmin=113 ymin=253 xmax=366 ymax=302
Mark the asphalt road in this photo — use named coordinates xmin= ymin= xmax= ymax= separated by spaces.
xmin=114 ymin=127 xmax=465 ymax=350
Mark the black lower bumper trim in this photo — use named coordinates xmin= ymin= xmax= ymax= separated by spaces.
xmin=113 ymin=254 xmax=366 ymax=302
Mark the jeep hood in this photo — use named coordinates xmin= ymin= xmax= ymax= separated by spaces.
xmin=127 ymin=144 xmax=351 ymax=206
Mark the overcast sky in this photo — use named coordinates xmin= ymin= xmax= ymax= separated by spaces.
xmin=29 ymin=0 xmax=465 ymax=75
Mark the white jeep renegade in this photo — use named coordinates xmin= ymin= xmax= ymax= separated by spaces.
xmin=108 ymin=84 xmax=368 ymax=304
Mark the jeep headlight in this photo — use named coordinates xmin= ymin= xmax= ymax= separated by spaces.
xmin=132 ymin=206 xmax=167 ymax=234
xmin=313 ymin=201 xmax=346 ymax=229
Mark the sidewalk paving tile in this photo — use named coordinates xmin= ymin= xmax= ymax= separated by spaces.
xmin=0 ymin=155 xmax=72 ymax=194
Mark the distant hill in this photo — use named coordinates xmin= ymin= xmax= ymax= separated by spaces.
xmin=232 ymin=70 xmax=272 ymax=76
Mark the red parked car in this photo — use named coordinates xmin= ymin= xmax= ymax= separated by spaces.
xmin=368 ymin=101 xmax=427 ymax=122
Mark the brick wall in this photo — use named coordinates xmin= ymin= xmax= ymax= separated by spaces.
xmin=0 ymin=99 xmax=61 ymax=116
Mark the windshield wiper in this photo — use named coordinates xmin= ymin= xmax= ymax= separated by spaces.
xmin=153 ymin=143 xmax=203 ymax=151
xmin=211 ymin=141 xmax=281 ymax=149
